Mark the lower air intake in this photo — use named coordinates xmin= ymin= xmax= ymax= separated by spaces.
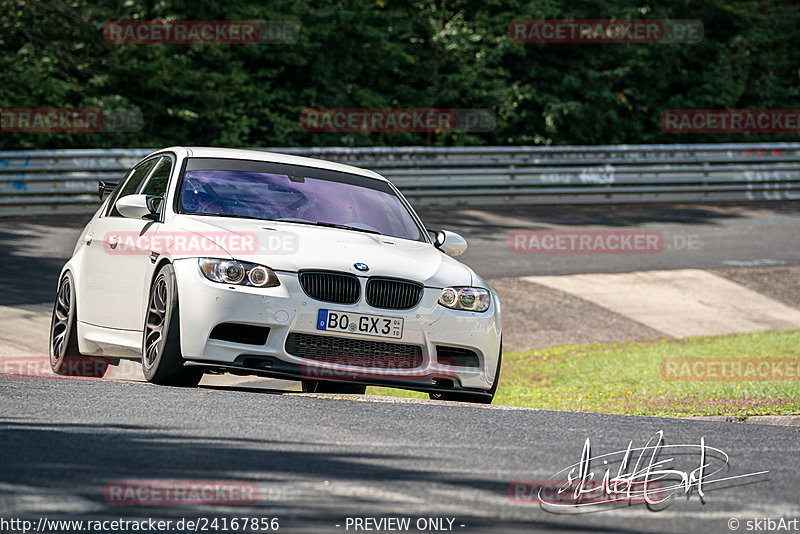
xmin=285 ymin=332 xmax=423 ymax=369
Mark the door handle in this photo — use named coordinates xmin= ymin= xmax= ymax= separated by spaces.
xmin=108 ymin=235 xmax=120 ymax=249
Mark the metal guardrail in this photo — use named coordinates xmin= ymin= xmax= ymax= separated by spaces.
xmin=1 ymin=143 xmax=799 ymax=216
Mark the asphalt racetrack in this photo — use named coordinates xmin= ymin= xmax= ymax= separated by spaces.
xmin=1 ymin=377 xmax=797 ymax=533
xmin=1 ymin=202 xmax=799 ymax=533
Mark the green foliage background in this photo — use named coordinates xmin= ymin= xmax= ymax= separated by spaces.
xmin=1 ymin=0 xmax=798 ymax=149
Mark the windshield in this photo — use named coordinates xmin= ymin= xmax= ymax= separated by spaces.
xmin=178 ymin=157 xmax=424 ymax=242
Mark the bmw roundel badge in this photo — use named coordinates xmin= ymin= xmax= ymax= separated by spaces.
xmin=354 ymin=262 xmax=369 ymax=272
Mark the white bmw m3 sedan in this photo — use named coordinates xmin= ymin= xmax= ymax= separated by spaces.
xmin=50 ymin=147 xmax=502 ymax=403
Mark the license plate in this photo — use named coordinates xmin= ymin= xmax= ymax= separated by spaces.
xmin=316 ymin=309 xmax=403 ymax=339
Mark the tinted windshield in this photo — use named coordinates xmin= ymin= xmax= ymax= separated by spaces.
xmin=179 ymin=158 xmax=423 ymax=242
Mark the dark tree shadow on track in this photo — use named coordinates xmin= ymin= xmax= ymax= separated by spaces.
xmin=0 ymin=215 xmax=91 ymax=306
xmin=0 ymin=418 xmax=663 ymax=534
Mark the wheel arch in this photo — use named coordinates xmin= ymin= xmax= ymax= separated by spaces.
xmin=149 ymin=257 xmax=174 ymax=287
xmin=145 ymin=257 xmax=177 ymax=324
xmin=57 ymin=262 xmax=78 ymax=319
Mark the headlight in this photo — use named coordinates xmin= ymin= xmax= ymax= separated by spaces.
xmin=438 ymin=287 xmax=490 ymax=312
xmin=198 ymin=258 xmax=279 ymax=287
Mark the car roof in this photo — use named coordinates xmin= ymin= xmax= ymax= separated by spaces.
xmin=157 ymin=146 xmax=387 ymax=182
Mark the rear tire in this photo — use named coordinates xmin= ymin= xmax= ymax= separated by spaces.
xmin=301 ymin=380 xmax=367 ymax=394
xmin=142 ymin=264 xmax=203 ymax=387
xmin=49 ymin=272 xmax=109 ymax=378
xmin=430 ymin=341 xmax=502 ymax=404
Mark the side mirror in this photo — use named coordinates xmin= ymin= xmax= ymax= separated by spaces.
xmin=428 ymin=228 xmax=468 ymax=257
xmin=116 ymin=194 xmax=161 ymax=221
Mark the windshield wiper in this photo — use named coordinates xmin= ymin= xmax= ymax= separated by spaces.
xmin=269 ymin=218 xmax=381 ymax=235
xmin=313 ymin=221 xmax=381 ymax=235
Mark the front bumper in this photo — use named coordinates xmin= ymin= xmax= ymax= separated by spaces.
xmin=173 ymin=259 xmax=501 ymax=392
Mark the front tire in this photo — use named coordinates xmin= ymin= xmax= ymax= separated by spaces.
xmin=142 ymin=264 xmax=203 ymax=387
xmin=49 ymin=272 xmax=109 ymax=378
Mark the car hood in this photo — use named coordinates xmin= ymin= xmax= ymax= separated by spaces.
xmin=169 ymin=214 xmax=474 ymax=287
